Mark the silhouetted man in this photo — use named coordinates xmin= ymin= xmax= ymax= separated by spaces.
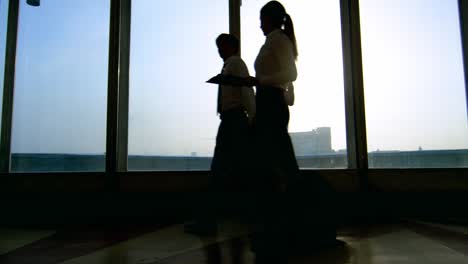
xmin=184 ymin=34 xmax=255 ymax=236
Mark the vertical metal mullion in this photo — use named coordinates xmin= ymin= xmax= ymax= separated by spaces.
xmin=458 ymin=0 xmax=468 ymax=121
xmin=116 ymin=0 xmax=131 ymax=172
xmin=340 ymin=0 xmax=369 ymax=189
xmin=106 ymin=0 xmax=121 ymax=187
xmin=0 ymin=0 xmax=20 ymax=173
xmin=230 ymin=0 xmax=241 ymax=53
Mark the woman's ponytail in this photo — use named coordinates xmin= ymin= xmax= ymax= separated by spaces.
xmin=283 ymin=13 xmax=298 ymax=60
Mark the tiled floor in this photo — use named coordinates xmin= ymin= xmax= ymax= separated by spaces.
xmin=0 ymin=219 xmax=467 ymax=264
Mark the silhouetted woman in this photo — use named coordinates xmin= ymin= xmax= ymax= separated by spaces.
xmin=247 ymin=0 xmax=298 ymax=193
xmin=245 ymin=1 xmax=299 ymax=260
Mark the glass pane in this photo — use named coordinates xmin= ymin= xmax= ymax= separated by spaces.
xmin=360 ymin=0 xmax=468 ymax=168
xmin=0 ymin=0 xmax=8 ymax=145
xmin=128 ymin=1 xmax=228 ymax=170
xmin=11 ymin=1 xmax=110 ymax=172
xmin=242 ymin=1 xmax=348 ymax=168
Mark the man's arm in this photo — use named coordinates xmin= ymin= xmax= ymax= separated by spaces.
xmin=224 ymin=58 xmax=256 ymax=122
xmin=242 ymin=86 xmax=256 ymax=123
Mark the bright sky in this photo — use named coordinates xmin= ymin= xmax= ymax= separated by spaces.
xmin=360 ymin=0 xmax=468 ymax=151
xmin=1 ymin=0 xmax=467 ymax=155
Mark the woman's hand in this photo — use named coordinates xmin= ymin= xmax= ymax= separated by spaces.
xmin=244 ymin=76 xmax=259 ymax=87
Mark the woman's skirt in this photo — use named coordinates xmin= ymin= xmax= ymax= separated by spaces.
xmin=252 ymin=86 xmax=299 ymax=191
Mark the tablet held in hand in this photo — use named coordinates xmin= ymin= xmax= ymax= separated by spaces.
xmin=206 ymin=74 xmax=250 ymax=86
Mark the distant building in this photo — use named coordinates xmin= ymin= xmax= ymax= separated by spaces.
xmin=290 ymin=127 xmax=333 ymax=156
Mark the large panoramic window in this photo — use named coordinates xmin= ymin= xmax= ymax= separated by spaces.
xmin=128 ymin=1 xmax=228 ymax=170
xmin=360 ymin=0 xmax=468 ymax=168
xmin=11 ymin=1 xmax=110 ymax=172
xmin=242 ymin=1 xmax=348 ymax=168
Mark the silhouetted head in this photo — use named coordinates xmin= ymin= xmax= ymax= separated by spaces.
xmin=260 ymin=1 xmax=298 ymax=59
xmin=260 ymin=1 xmax=286 ymax=35
xmin=216 ymin=33 xmax=239 ymax=61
